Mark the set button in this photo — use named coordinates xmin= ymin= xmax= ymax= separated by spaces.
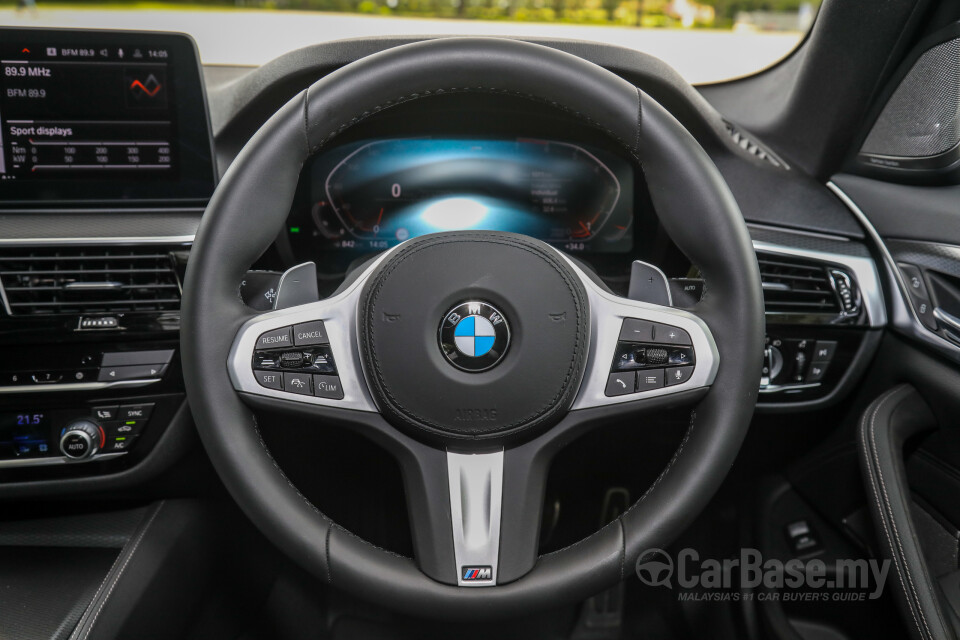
xmin=255 ymin=370 xmax=282 ymax=390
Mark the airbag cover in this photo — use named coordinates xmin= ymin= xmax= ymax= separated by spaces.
xmin=359 ymin=232 xmax=589 ymax=442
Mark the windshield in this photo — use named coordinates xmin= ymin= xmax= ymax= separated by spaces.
xmin=2 ymin=0 xmax=820 ymax=84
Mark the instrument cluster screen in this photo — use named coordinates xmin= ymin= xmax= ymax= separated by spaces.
xmin=289 ymin=137 xmax=635 ymax=255
xmin=0 ymin=29 xmax=214 ymax=204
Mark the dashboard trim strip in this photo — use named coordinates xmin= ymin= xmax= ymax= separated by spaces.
xmin=0 ymin=379 xmax=161 ymax=394
xmin=826 ymin=181 xmax=960 ymax=363
xmin=0 ymin=236 xmax=195 ymax=246
xmin=0 ymin=452 xmax=126 ymax=469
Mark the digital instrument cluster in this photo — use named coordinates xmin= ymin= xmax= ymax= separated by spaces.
xmin=285 ymin=137 xmax=636 ymax=261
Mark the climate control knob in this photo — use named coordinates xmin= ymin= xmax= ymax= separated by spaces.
xmin=59 ymin=420 xmax=104 ymax=460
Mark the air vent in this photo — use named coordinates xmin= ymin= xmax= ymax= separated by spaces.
xmin=0 ymin=246 xmax=182 ymax=316
xmin=757 ymin=253 xmax=844 ymax=315
xmin=724 ymin=121 xmax=788 ymax=169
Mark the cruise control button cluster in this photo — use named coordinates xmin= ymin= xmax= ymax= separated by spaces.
xmin=253 ymin=322 xmax=344 ymax=400
xmin=606 ymin=319 xmax=696 ymax=397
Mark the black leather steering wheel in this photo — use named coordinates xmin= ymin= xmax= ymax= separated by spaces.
xmin=181 ymin=37 xmax=763 ymax=619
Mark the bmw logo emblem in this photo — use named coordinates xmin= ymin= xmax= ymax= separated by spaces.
xmin=439 ymin=301 xmax=511 ymax=372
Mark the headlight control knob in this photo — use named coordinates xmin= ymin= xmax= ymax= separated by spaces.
xmin=59 ymin=419 xmax=104 ymax=460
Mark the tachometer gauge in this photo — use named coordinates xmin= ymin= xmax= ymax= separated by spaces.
xmin=323 ymin=138 xmax=622 ymax=246
xmin=310 ymin=200 xmax=347 ymax=240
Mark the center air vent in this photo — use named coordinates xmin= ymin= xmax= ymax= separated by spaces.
xmin=0 ymin=246 xmax=183 ymax=316
xmin=757 ymin=253 xmax=847 ymax=316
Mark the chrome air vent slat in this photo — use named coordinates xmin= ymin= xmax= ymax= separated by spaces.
xmin=757 ymin=253 xmax=843 ymax=315
xmin=0 ymin=246 xmax=182 ymax=316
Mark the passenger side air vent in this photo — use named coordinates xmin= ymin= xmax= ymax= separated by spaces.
xmin=0 ymin=246 xmax=182 ymax=316
xmin=757 ymin=253 xmax=845 ymax=316
xmin=724 ymin=121 xmax=788 ymax=169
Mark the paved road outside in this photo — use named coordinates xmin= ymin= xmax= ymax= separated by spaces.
xmin=0 ymin=8 xmax=801 ymax=83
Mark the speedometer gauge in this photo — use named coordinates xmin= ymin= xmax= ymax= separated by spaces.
xmin=322 ymin=138 xmax=625 ymax=248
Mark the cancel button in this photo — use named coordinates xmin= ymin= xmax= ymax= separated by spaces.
xmin=294 ymin=321 xmax=329 ymax=346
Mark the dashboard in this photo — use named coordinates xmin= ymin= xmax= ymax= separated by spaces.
xmin=0 ymin=27 xmax=892 ymax=490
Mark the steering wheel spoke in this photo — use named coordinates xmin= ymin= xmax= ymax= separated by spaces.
xmin=561 ymin=257 xmax=719 ymax=411
xmin=395 ymin=435 xmax=553 ymax=587
xmin=227 ymin=256 xmax=391 ymax=412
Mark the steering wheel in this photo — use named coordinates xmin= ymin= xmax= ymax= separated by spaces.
xmin=181 ymin=38 xmax=763 ymax=619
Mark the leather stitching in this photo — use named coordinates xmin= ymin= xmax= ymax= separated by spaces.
xmin=307 ymin=86 xmax=642 ymax=165
xmin=634 ymin=87 xmax=642 ymax=156
xmin=869 ymin=388 xmax=938 ymax=640
xmin=362 ymin=232 xmax=588 ymax=436
xmin=860 ymin=387 xmax=931 ymax=640
xmin=324 ymin=525 xmax=333 ymax=585
xmin=618 ymin=518 xmax=626 ymax=581
xmin=301 ymin=88 xmax=311 ymax=156
xmin=77 ymin=502 xmax=165 ymax=640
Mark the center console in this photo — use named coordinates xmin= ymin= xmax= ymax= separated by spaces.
xmin=0 ymin=28 xmax=213 ymax=488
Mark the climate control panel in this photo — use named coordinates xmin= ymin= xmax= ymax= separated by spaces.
xmin=0 ymin=401 xmax=156 ymax=468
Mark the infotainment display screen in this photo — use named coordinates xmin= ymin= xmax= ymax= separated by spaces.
xmin=0 ymin=28 xmax=215 ymax=204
